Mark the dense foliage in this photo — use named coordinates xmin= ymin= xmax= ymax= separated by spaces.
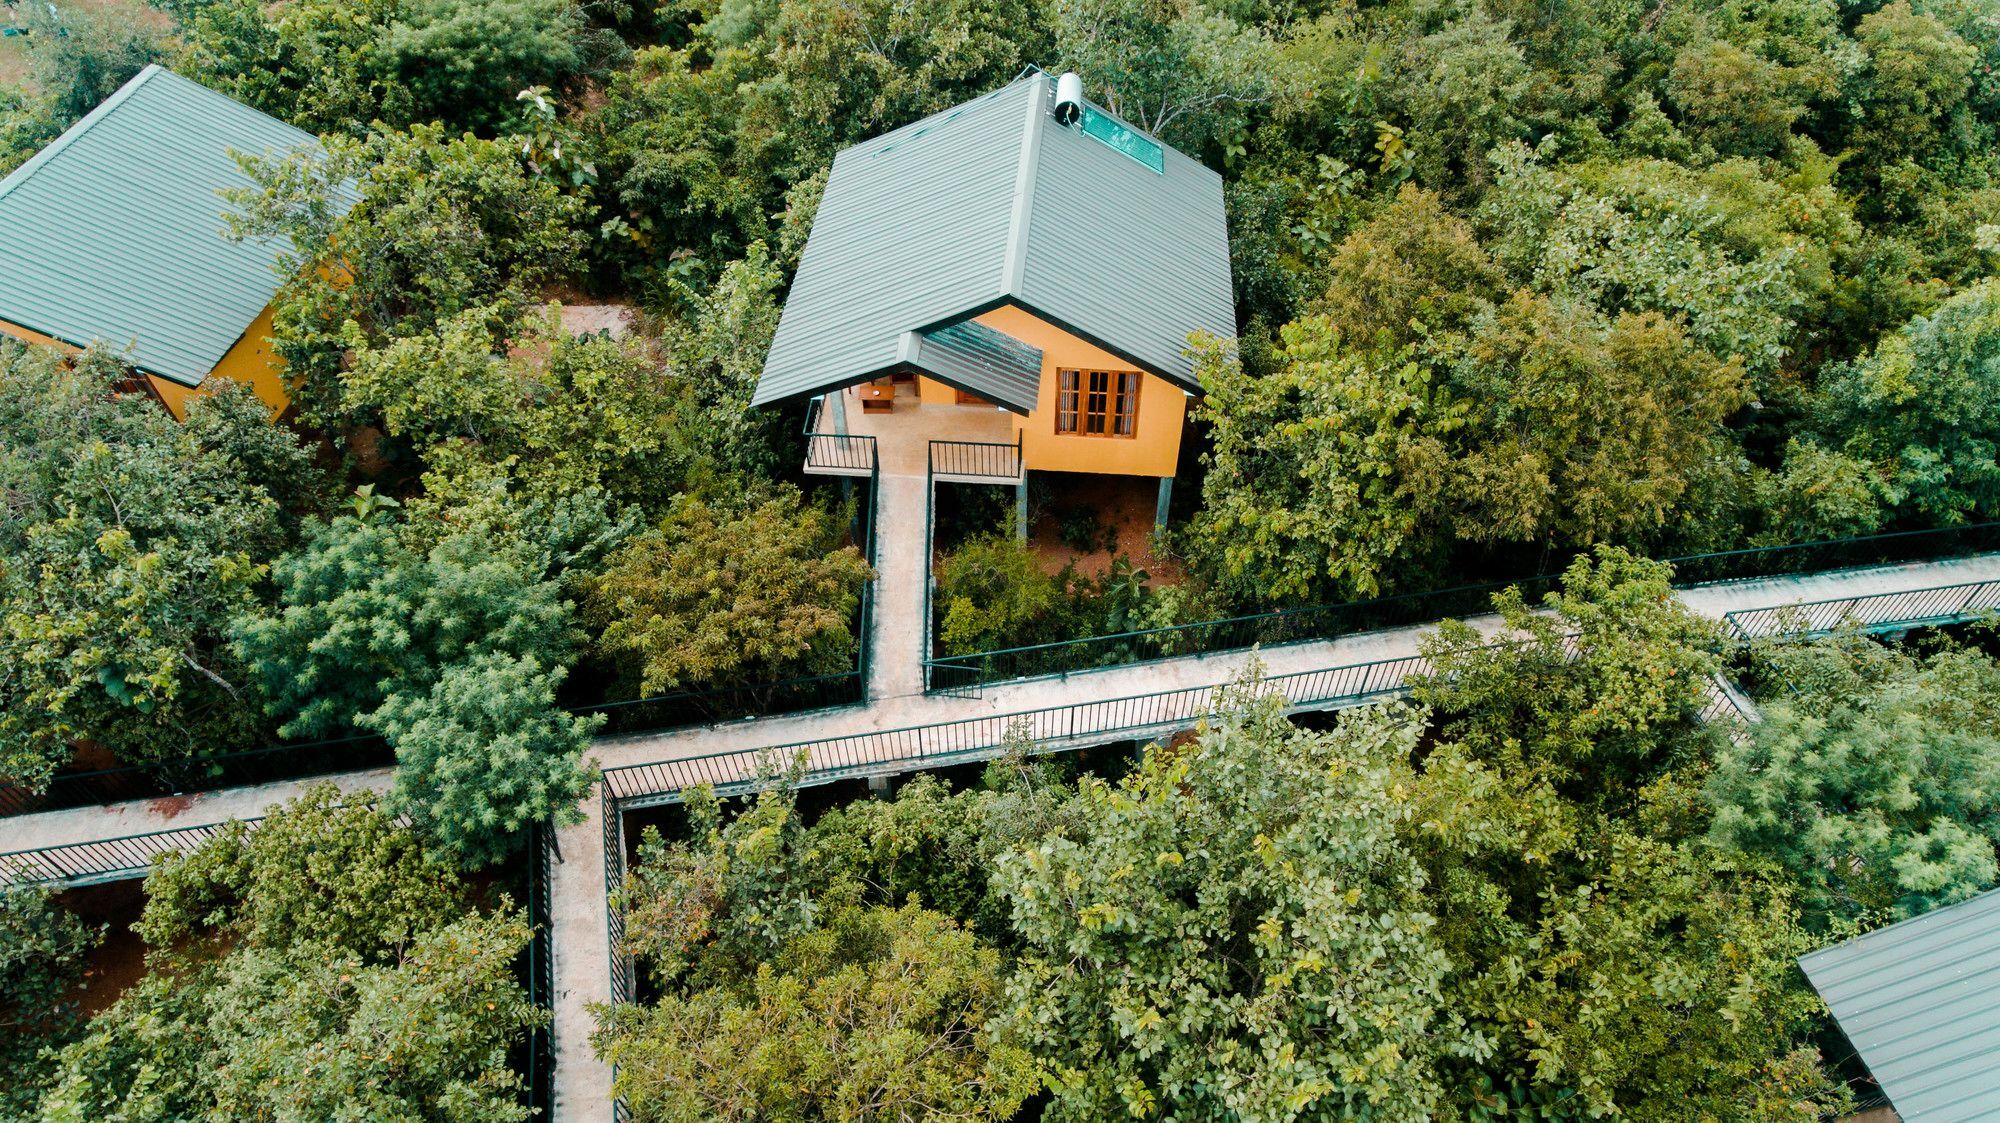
xmin=1708 ymin=631 xmax=2000 ymax=924
xmin=20 ymin=786 xmax=542 ymax=1120
xmin=599 ymin=552 xmax=1912 ymax=1121
xmin=0 ymin=346 xmax=322 ymax=788
xmin=7 ymin=0 xmax=2000 ymax=1116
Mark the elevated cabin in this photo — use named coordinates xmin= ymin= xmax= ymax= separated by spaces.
xmin=754 ymin=70 xmax=1234 ymax=527
xmin=0 ymin=65 xmax=323 ymax=418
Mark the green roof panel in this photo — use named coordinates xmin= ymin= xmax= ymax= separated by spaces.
xmin=0 ymin=65 xmax=322 ymax=386
xmin=912 ymin=319 xmax=1043 ymax=412
xmin=1800 ymin=887 xmax=2000 ymax=1121
xmin=755 ymin=72 xmax=1232 ymax=408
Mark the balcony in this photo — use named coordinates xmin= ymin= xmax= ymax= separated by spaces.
xmin=805 ymin=382 xmax=1021 ymax=483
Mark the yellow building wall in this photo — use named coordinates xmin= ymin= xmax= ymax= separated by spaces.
xmin=917 ymin=375 xmax=958 ymax=406
xmin=192 ymin=304 xmax=292 ymax=416
xmin=0 ymin=308 xmax=291 ymax=420
xmin=973 ymin=305 xmax=1187 ymax=478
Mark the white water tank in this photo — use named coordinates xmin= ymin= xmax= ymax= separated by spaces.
xmin=1054 ymin=72 xmax=1084 ymax=126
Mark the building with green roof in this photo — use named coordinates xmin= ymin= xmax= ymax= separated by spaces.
xmin=1801 ymin=885 xmax=2000 ymax=1121
xmin=761 ymin=69 xmax=1234 ymax=511
xmin=0 ymin=64 xmax=321 ymax=417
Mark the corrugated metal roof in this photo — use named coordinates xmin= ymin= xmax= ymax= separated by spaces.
xmin=910 ymin=320 xmax=1042 ymax=412
xmin=1799 ymin=887 xmax=2000 ymax=1121
xmin=754 ymin=71 xmax=1233 ymax=408
xmin=0 ymin=65 xmax=319 ymax=386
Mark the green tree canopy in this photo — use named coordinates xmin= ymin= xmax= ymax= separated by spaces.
xmin=226 ymin=124 xmax=587 ymax=427
xmin=1414 ymin=547 xmax=1722 ymax=803
xmin=998 ymin=693 xmax=1472 ymax=1121
xmin=596 ymin=902 xmax=1035 ymax=1123
xmin=233 ymin=499 xmax=579 ymax=741
xmin=32 ymin=785 xmax=541 ymax=1120
xmin=1706 ymin=636 xmax=2000 ymax=924
xmin=364 ymin=651 xmax=600 ymax=867
xmin=1816 ymin=277 xmax=2000 ymax=523
xmin=584 ymin=486 xmax=871 ymax=695
xmin=0 ymin=882 xmax=102 ymax=1118
xmin=0 ymin=345 xmax=320 ymax=788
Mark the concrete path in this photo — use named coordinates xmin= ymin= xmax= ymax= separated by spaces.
xmin=867 ymin=473 xmax=929 ymax=700
xmin=8 ymin=550 xmax=2000 ymax=1123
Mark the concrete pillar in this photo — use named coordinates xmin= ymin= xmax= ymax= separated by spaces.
xmin=1155 ymin=475 xmax=1174 ymax=533
xmin=1015 ymin=477 xmax=1030 ymax=542
xmin=867 ymin=774 xmax=892 ymax=798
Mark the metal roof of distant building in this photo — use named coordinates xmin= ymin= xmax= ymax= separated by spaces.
xmin=1799 ymin=887 xmax=2000 ymax=1121
xmin=0 ymin=65 xmax=320 ymax=387
xmin=754 ymin=71 xmax=1233 ymax=408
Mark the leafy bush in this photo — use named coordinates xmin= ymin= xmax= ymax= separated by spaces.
xmin=585 ymin=486 xmax=872 ymax=695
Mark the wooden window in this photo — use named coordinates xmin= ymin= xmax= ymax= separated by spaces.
xmin=1114 ymin=371 xmax=1141 ymax=436
xmin=1055 ymin=368 xmax=1139 ymax=438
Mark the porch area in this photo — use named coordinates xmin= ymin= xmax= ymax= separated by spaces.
xmin=804 ymin=379 xmax=1023 ymax=483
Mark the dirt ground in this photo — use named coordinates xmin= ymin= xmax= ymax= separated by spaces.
xmin=1026 ymin=471 xmax=1185 ymax=587
xmin=54 ymin=878 xmax=149 ymax=1017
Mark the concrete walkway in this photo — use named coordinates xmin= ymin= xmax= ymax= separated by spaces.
xmin=868 ymin=473 xmax=929 ymax=700
xmin=8 ymin=551 xmax=2000 ymax=1122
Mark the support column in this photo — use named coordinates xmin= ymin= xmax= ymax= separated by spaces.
xmin=1155 ymin=475 xmax=1174 ymax=533
xmin=867 ymin=774 xmax=892 ymax=798
xmin=1015 ymin=476 xmax=1030 ymax=542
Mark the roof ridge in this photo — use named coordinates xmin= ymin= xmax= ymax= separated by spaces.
xmin=999 ymin=74 xmax=1047 ymax=297
xmin=0 ymin=63 xmax=165 ymax=204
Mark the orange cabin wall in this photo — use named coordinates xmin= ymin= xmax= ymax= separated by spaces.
xmin=0 ymin=307 xmax=291 ymax=420
xmin=970 ymin=304 xmax=1187 ymax=478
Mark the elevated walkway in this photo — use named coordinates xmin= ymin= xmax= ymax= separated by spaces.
xmin=6 ymin=551 xmax=2000 ymax=1121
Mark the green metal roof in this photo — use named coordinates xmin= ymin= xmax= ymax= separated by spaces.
xmin=1800 ymin=886 xmax=2000 ymax=1121
xmin=908 ymin=320 xmax=1043 ymax=412
xmin=0 ymin=65 xmax=321 ymax=387
xmin=755 ymin=72 xmax=1233 ymax=408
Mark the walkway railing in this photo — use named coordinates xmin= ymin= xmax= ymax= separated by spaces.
xmin=601 ymin=650 xmax=1427 ymax=808
xmin=521 ymin=822 xmax=557 ymax=1118
xmin=0 ymin=460 xmax=884 ymax=821
xmin=1724 ymin=578 xmax=2000 ymax=639
xmin=803 ymin=394 xmax=878 ymax=474
xmin=0 ymin=821 xmax=238 ymax=886
xmin=927 ymin=574 xmax=1547 ymax=692
xmin=0 ymin=733 xmax=394 ymax=819
xmin=925 ymin=522 xmax=2000 ymax=692
xmin=928 ymin=435 xmax=1021 ymax=482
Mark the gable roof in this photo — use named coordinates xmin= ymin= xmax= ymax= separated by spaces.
xmin=754 ymin=71 xmax=1233 ymax=412
xmin=1799 ymin=887 xmax=2000 ymax=1121
xmin=0 ymin=65 xmax=320 ymax=387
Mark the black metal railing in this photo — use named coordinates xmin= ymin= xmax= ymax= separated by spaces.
xmin=0 ymin=821 xmax=239 ymax=885
xmin=924 ymin=521 xmax=2000 ymax=692
xmin=928 ymin=435 xmax=1021 ymax=481
xmin=0 ymin=734 xmax=394 ymax=819
xmin=601 ymin=649 xmax=1427 ymax=807
xmin=521 ymin=822 xmax=556 ymax=1118
xmin=575 ymin=672 xmax=868 ymax=738
xmin=926 ymin=573 xmax=1552 ymax=693
xmin=1724 ymin=579 xmax=2000 ymax=639
xmin=802 ymin=394 xmax=878 ymax=473
xmin=1670 ymin=521 xmax=2000 ymax=584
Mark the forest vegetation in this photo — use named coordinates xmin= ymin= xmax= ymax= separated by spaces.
xmin=4 ymin=0 xmax=2000 ymax=1116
